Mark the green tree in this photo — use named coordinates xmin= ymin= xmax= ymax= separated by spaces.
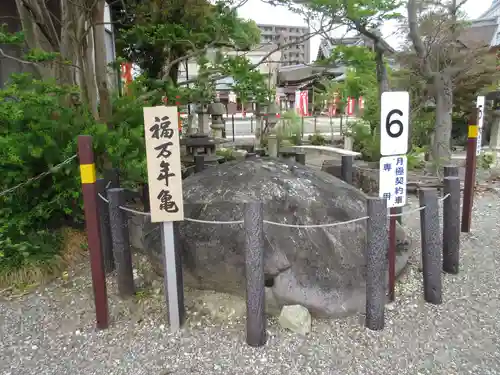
xmin=406 ymin=0 xmax=497 ymax=166
xmin=113 ymin=0 xmax=260 ymax=82
xmin=306 ymin=0 xmax=401 ymax=96
xmin=111 ymin=0 xmax=274 ymax=106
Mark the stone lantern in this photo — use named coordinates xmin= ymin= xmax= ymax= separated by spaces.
xmin=195 ymin=103 xmax=210 ymax=135
xmin=266 ymin=102 xmax=280 ymax=129
xmin=208 ymin=99 xmax=226 ymax=139
xmin=265 ymin=102 xmax=281 ymax=158
xmin=180 ymin=100 xmax=227 ymax=165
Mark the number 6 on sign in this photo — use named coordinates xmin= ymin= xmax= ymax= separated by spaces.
xmin=380 ymin=91 xmax=410 ymax=156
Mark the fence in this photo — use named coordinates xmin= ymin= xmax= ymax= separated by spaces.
xmin=89 ymin=146 xmax=460 ymax=347
xmin=1 ymin=138 xmax=463 ymax=348
xmin=198 ymin=114 xmax=351 ymax=143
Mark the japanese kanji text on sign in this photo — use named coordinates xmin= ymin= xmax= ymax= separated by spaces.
xmin=143 ymin=106 xmax=184 ymax=222
xmin=379 ymin=155 xmax=407 ymax=208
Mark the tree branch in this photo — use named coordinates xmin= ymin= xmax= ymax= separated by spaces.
xmin=407 ymin=0 xmax=433 ymax=77
xmin=0 ymin=46 xmax=82 ymax=71
xmin=176 ymin=22 xmax=336 ymax=87
xmin=0 ymin=46 xmax=35 ymax=65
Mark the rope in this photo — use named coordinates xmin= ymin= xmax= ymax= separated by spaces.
xmin=0 ymin=155 xmax=77 ymax=197
xmin=262 ymin=216 xmax=369 ymax=228
xmin=98 ymin=193 xmax=109 ymax=203
xmin=99 ymin=188 xmax=454 ymax=227
xmin=118 ymin=205 xmax=151 ymax=216
xmin=184 ymin=217 xmax=243 ymax=225
xmin=439 ymin=193 xmax=451 ymax=202
xmin=388 ymin=205 xmax=426 ymax=217
xmin=387 ymin=193 xmax=450 ymax=218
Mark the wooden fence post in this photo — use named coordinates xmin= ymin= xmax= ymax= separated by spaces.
xmin=243 ymin=201 xmax=266 ymax=347
xmin=141 ymin=183 xmax=151 ymax=212
xmin=419 ymin=188 xmax=442 ymax=304
xmin=194 ymin=155 xmax=205 ymax=173
xmin=444 ymin=165 xmax=459 ymax=178
xmin=443 ymin=176 xmax=461 ymax=274
xmin=341 ymin=155 xmax=353 ymax=185
xmin=108 ymin=188 xmax=135 ymax=298
xmin=365 ymin=197 xmax=388 ymax=331
xmin=461 ymin=114 xmax=478 ymax=232
xmin=77 ymin=135 xmax=109 ymax=329
xmin=295 ymin=152 xmax=306 ymax=165
xmin=104 ymin=168 xmax=120 ymax=188
xmin=96 ymin=178 xmax=115 ymax=273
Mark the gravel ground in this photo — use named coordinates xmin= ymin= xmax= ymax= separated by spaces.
xmin=1 ymin=187 xmax=500 ymax=375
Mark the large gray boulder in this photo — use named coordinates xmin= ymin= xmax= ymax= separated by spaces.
xmin=136 ymin=157 xmax=410 ymax=318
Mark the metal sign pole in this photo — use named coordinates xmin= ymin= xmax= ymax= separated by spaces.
xmin=161 ymin=221 xmax=185 ymax=331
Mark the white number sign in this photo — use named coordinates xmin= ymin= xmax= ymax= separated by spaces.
xmin=380 ymin=92 xmax=410 ymax=156
xmin=379 ymin=155 xmax=407 ymax=208
xmin=476 ymin=95 xmax=485 ymax=156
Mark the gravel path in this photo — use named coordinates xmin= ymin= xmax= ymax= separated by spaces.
xmin=1 ymin=189 xmax=500 ymax=375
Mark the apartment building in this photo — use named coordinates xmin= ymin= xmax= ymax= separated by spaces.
xmin=257 ymin=24 xmax=310 ymax=66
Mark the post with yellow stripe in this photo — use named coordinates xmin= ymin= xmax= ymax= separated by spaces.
xmin=461 ymin=113 xmax=478 ymax=233
xmin=77 ymin=135 xmax=109 ymax=329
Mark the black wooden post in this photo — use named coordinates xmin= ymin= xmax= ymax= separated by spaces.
xmin=443 ymin=176 xmax=461 ymax=274
xmin=141 ymin=183 xmax=151 ymax=212
xmin=108 ymin=188 xmax=135 ymax=298
xmin=365 ymin=197 xmax=388 ymax=331
xmin=194 ymin=155 xmax=205 ymax=173
xmin=243 ymin=201 xmax=266 ymax=347
xmin=341 ymin=155 xmax=353 ymax=185
xmin=444 ymin=165 xmax=459 ymax=178
xmin=295 ymin=152 xmax=306 ymax=165
xmin=419 ymin=188 xmax=442 ymax=304
xmin=104 ymin=168 xmax=120 ymax=188
xmin=96 ymin=178 xmax=115 ymax=273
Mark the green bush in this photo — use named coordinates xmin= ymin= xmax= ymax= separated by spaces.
xmin=0 ymin=73 xmax=166 ymax=278
xmin=0 ymin=74 xmax=101 ymax=273
xmin=346 ymin=121 xmax=380 ymax=162
xmin=309 ymin=132 xmax=327 ymax=146
xmin=274 ymin=110 xmax=302 ymax=146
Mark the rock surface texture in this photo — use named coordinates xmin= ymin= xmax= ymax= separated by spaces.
xmin=136 ymin=157 xmax=410 ymax=318
xmin=279 ymin=305 xmax=312 ymax=335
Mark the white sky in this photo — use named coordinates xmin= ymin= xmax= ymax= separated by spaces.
xmin=238 ymin=0 xmax=493 ymax=62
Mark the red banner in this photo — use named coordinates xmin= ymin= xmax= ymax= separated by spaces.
xmin=346 ymin=97 xmax=356 ymax=116
xmin=299 ymin=91 xmax=308 ymax=117
xmin=120 ymin=63 xmax=133 ymax=95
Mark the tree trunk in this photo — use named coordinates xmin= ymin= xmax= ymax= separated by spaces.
xmin=168 ymin=61 xmax=180 ymax=85
xmin=83 ymin=26 xmax=99 ymax=119
xmin=15 ymin=0 xmax=52 ymax=80
xmin=432 ymin=73 xmax=453 ymax=166
xmin=375 ymin=47 xmax=389 ymax=96
xmin=92 ymin=0 xmax=112 ymax=125
xmin=374 ymin=45 xmax=389 ymax=136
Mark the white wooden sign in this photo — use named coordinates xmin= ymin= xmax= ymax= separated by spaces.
xmin=143 ymin=106 xmax=184 ymax=222
xmin=380 ymin=91 xmax=410 ymax=156
xmin=379 ymin=155 xmax=407 ymax=208
xmin=476 ymin=95 xmax=485 ymax=156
